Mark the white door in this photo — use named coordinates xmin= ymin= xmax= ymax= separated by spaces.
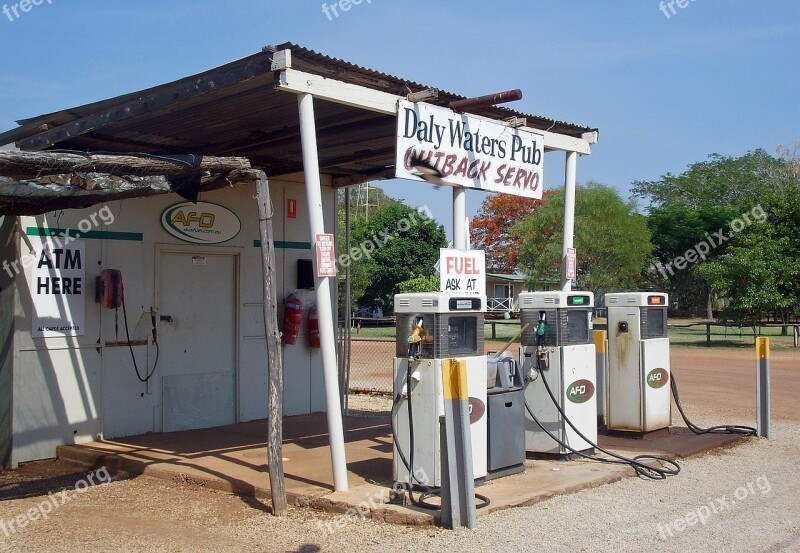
xmin=158 ymin=251 xmax=237 ymax=432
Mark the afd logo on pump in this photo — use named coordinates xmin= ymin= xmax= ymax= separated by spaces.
xmin=647 ymin=368 xmax=670 ymax=389
xmin=161 ymin=201 xmax=241 ymax=245
xmin=566 ymin=379 xmax=595 ymax=404
xmin=468 ymin=397 xmax=486 ymax=424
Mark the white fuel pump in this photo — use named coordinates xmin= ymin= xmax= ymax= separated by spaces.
xmin=391 ymin=292 xmax=488 ymax=487
xmin=605 ymin=292 xmax=671 ymax=433
xmin=519 ymin=291 xmax=597 ymax=455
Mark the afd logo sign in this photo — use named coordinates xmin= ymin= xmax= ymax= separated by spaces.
xmin=647 ymin=368 xmax=670 ymax=389
xmin=161 ymin=202 xmax=241 ymax=245
xmin=566 ymin=379 xmax=595 ymax=404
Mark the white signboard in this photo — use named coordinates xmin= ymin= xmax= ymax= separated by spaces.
xmin=566 ymin=247 xmax=577 ymax=280
xmin=439 ymin=248 xmax=485 ymax=294
xmin=395 ymin=100 xmax=544 ymax=199
xmin=315 ymin=233 xmax=337 ymax=277
xmin=161 ymin=201 xmax=241 ymax=245
xmin=31 ymin=238 xmax=86 ymax=337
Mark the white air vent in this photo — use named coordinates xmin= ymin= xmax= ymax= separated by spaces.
xmin=421 ymin=299 xmax=434 ymax=307
xmin=398 ymin=299 xmax=410 ymax=308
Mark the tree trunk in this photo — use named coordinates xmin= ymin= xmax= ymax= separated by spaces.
xmin=0 ymin=150 xmax=251 ymax=178
xmin=256 ymin=176 xmax=287 ymax=516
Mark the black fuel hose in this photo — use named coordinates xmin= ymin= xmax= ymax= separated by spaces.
xmin=390 ymin=391 xmax=490 ymax=510
xmin=121 ymin=295 xmax=158 ymax=383
xmin=670 ymin=374 xmax=757 ymax=436
xmin=526 ymin=367 xmax=680 ymax=480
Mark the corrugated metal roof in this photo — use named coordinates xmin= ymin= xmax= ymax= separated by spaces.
xmin=0 ymin=43 xmax=596 ymax=182
xmin=277 ymin=42 xmax=595 ymax=137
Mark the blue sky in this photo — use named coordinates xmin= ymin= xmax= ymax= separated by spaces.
xmin=1 ymin=0 xmax=798 ymax=236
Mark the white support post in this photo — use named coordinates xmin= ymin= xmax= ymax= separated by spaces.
xmin=453 ymin=186 xmax=467 ymax=250
xmin=297 ymin=93 xmax=349 ymax=492
xmin=561 ymin=151 xmax=578 ymax=291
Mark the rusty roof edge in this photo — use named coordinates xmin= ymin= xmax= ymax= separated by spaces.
xmin=0 ymin=50 xmax=272 ymax=148
xmin=275 ymin=42 xmax=597 ymax=137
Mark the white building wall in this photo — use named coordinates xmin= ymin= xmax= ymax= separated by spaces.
xmin=7 ymin=175 xmax=336 ymax=466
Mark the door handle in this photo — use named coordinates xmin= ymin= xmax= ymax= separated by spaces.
xmin=160 ymin=315 xmax=173 ymax=323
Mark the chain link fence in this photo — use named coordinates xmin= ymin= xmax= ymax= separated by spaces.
xmin=345 ymin=338 xmax=395 ymax=394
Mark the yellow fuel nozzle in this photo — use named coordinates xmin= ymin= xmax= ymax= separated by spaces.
xmin=407 ymin=318 xmax=429 ymax=361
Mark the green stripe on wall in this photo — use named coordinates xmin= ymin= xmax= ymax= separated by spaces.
xmin=26 ymin=227 xmax=144 ymax=241
xmin=253 ymin=240 xmax=312 ymax=250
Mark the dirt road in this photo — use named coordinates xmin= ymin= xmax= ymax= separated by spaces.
xmin=350 ymin=340 xmax=799 ymax=422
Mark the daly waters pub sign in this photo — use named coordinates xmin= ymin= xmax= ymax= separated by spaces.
xmin=395 ymin=100 xmax=544 ymax=199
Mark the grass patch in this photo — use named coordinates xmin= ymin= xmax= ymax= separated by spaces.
xmin=349 ymin=318 xmax=799 ymax=350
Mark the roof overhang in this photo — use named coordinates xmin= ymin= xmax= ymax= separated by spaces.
xmin=0 ymin=43 xmax=598 ymax=193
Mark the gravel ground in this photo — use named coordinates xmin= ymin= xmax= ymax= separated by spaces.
xmin=0 ymin=413 xmax=796 ymax=552
xmin=1 ymin=360 xmax=798 ymax=552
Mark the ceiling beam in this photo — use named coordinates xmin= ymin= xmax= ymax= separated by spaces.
xmin=538 ymin=129 xmax=593 ymax=155
xmin=276 ymin=68 xmax=400 ymax=115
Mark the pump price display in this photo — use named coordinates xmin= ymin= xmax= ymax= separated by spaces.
xmin=567 ymin=295 xmax=590 ymax=306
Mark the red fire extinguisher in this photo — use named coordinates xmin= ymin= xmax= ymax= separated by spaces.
xmin=308 ymin=306 xmax=320 ymax=348
xmin=282 ymin=291 xmax=305 ymax=345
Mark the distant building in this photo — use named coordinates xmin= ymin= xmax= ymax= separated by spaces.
xmin=485 ymin=273 xmax=559 ymax=318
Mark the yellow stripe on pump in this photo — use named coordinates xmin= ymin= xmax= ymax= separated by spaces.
xmin=442 ymin=359 xmax=468 ymax=400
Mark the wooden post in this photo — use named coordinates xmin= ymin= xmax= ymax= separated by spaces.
xmin=256 ymin=176 xmax=288 ymax=516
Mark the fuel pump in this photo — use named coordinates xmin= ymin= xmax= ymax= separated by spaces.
xmin=605 ymin=292 xmax=671 ymax=433
xmin=391 ymin=292 xmax=488 ymax=488
xmin=519 ymin=291 xmax=597 ymax=456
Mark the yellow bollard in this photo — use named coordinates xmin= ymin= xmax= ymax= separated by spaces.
xmin=756 ymin=337 xmax=771 ymax=438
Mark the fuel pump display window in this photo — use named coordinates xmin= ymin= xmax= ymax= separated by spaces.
xmin=566 ymin=310 xmax=590 ymax=343
xmin=447 ymin=316 xmax=478 ymax=355
xmin=646 ymin=308 xmax=667 ymax=338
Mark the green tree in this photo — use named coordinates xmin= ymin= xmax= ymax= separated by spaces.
xmin=699 ymin=235 xmax=791 ymax=333
xmin=634 ymin=148 xmax=798 ymax=321
xmin=631 ymin=149 xmax=782 ymax=210
xmin=337 ymin=185 xmax=401 ymax=309
xmin=699 ymin=179 xmax=800 ymax=328
xmin=355 ymin=202 xmax=447 ymax=313
xmin=646 ymin=205 xmax=738 ymax=317
xmin=398 ymin=274 xmax=440 ymax=293
xmin=514 ymin=182 xmax=652 ymax=296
